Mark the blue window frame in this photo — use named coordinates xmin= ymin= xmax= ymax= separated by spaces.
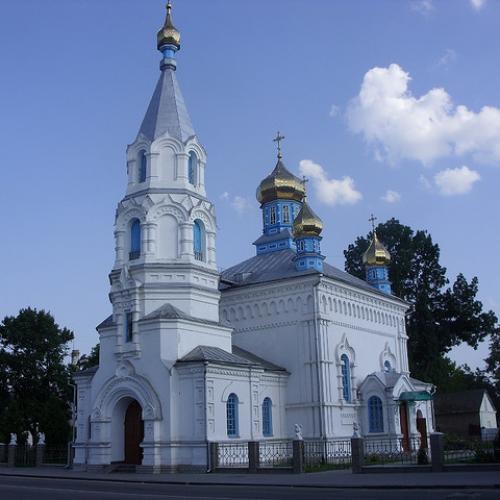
xmin=368 ymin=396 xmax=384 ymax=433
xmin=188 ymin=152 xmax=197 ymax=185
xmin=139 ymin=151 xmax=147 ymax=183
xmin=282 ymin=205 xmax=290 ymax=223
xmin=125 ymin=311 xmax=133 ymax=342
xmin=270 ymin=206 xmax=276 ymax=225
xmin=341 ymin=354 xmax=351 ymax=402
xmin=130 ymin=219 xmax=141 ymax=260
xmin=226 ymin=393 xmax=239 ymax=437
xmin=262 ymin=398 xmax=273 ymax=437
xmin=193 ymin=220 xmax=204 ymax=261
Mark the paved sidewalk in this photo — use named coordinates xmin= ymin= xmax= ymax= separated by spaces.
xmin=0 ymin=466 xmax=499 ymax=489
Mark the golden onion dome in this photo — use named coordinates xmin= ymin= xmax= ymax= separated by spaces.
xmin=157 ymin=1 xmax=181 ymax=50
xmin=363 ymin=232 xmax=391 ymax=266
xmin=293 ymin=199 xmax=323 ymax=237
xmin=256 ymin=158 xmax=306 ymax=205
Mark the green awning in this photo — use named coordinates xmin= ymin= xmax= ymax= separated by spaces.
xmin=399 ymin=391 xmax=433 ymax=402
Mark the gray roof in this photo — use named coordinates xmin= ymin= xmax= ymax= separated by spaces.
xmin=96 ymin=314 xmax=115 ymax=330
xmin=73 ymin=365 xmax=98 ymax=378
xmin=434 ymin=389 xmax=493 ymax=415
xmin=177 ymin=345 xmax=254 ymax=366
xmin=138 ymin=67 xmax=195 ymax=142
xmin=253 ymin=229 xmax=293 ymax=246
xmin=140 ymin=303 xmax=229 ymax=328
xmin=220 ymin=249 xmax=404 ymax=302
xmin=232 ymin=346 xmax=287 ymax=372
xmin=177 ymin=344 xmax=287 ymax=372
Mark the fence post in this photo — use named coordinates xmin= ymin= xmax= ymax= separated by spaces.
xmin=430 ymin=432 xmax=444 ymax=472
xmin=35 ymin=443 xmax=45 ymax=467
xmin=248 ymin=441 xmax=260 ymax=473
xmin=351 ymin=437 xmax=364 ymax=474
xmin=208 ymin=442 xmax=218 ymax=472
xmin=7 ymin=444 xmax=16 ymax=467
xmin=292 ymin=440 xmax=304 ymax=474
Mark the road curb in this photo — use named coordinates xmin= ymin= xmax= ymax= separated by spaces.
xmin=0 ymin=471 xmax=499 ymax=490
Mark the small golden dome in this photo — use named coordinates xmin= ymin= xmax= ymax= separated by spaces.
xmin=363 ymin=232 xmax=391 ymax=266
xmin=157 ymin=1 xmax=181 ymax=50
xmin=293 ymin=199 xmax=323 ymax=237
xmin=256 ymin=158 xmax=306 ymax=205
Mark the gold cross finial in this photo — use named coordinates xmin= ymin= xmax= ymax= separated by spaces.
xmin=369 ymin=213 xmax=377 ymax=233
xmin=273 ymin=131 xmax=285 ymax=159
xmin=302 ymin=176 xmax=309 ymax=200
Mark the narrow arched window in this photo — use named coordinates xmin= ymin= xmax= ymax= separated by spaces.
xmin=139 ymin=150 xmax=147 ymax=183
xmin=368 ymin=396 xmax=384 ymax=433
xmin=282 ymin=205 xmax=290 ymax=224
xmin=226 ymin=393 xmax=239 ymax=438
xmin=188 ymin=151 xmax=197 ymax=185
xmin=270 ymin=206 xmax=276 ymax=225
xmin=297 ymin=240 xmax=305 ymax=252
xmin=384 ymin=360 xmax=392 ymax=373
xmin=193 ymin=219 xmax=204 ymax=261
xmin=341 ymin=354 xmax=351 ymax=402
xmin=130 ymin=219 xmax=141 ymax=260
xmin=262 ymin=398 xmax=273 ymax=437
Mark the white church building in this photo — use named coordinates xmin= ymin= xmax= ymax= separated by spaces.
xmin=73 ymin=3 xmax=435 ymax=472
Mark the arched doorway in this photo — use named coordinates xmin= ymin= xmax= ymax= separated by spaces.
xmin=124 ymin=400 xmax=144 ymax=465
xmin=416 ymin=409 xmax=428 ymax=449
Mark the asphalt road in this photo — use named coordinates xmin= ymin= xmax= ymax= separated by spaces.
xmin=0 ymin=476 xmax=498 ymax=500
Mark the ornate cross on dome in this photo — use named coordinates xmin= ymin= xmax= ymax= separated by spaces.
xmin=369 ymin=213 xmax=377 ymax=233
xmin=273 ymin=131 xmax=285 ymax=159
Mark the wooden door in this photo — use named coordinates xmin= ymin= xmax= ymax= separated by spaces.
xmin=399 ymin=403 xmax=410 ymax=451
xmin=124 ymin=400 xmax=144 ymax=465
xmin=417 ymin=416 xmax=428 ymax=449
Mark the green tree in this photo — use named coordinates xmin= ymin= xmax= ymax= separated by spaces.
xmin=0 ymin=308 xmax=74 ymax=445
xmin=77 ymin=343 xmax=100 ymax=370
xmin=344 ymin=218 xmax=499 ymax=385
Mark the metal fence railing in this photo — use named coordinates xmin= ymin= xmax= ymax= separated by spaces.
xmin=444 ymin=439 xmax=495 ymax=464
xmin=217 ymin=441 xmax=249 ymax=468
xmin=259 ymin=439 xmax=293 ymax=468
xmin=364 ymin=436 xmax=424 ymax=466
xmin=304 ymin=439 xmax=352 ymax=469
xmin=14 ymin=445 xmax=36 ymax=467
xmin=43 ymin=445 xmax=69 ymax=465
xmin=0 ymin=444 xmax=7 ymax=464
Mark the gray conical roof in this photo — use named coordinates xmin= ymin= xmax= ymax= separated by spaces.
xmin=138 ymin=67 xmax=195 ymax=142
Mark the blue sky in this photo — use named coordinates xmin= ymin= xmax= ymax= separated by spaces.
xmin=1 ymin=0 xmax=498 ymax=369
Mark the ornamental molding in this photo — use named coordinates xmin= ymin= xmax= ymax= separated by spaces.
xmin=150 ymin=203 xmax=186 ymax=223
xmin=336 ymin=333 xmax=356 ymax=364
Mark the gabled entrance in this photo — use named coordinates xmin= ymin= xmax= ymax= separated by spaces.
xmin=124 ymin=400 xmax=144 ymax=465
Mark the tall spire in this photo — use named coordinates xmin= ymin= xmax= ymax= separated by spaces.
xmin=137 ymin=2 xmax=194 ymax=142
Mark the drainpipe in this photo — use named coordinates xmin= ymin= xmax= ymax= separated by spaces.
xmin=203 ymin=361 xmax=210 ymax=472
xmin=312 ymin=277 xmax=325 ymax=438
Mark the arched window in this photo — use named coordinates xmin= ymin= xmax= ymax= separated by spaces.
xmin=226 ymin=393 xmax=239 ymax=438
xmin=384 ymin=360 xmax=392 ymax=373
xmin=130 ymin=219 xmax=141 ymax=260
xmin=262 ymin=397 xmax=273 ymax=437
xmin=341 ymin=354 xmax=351 ymax=402
xmin=270 ymin=206 xmax=276 ymax=225
xmin=188 ymin=151 xmax=197 ymax=185
xmin=297 ymin=240 xmax=305 ymax=252
xmin=282 ymin=205 xmax=290 ymax=223
xmin=193 ymin=219 xmax=204 ymax=261
xmin=368 ymin=396 xmax=384 ymax=433
xmin=138 ymin=151 xmax=147 ymax=183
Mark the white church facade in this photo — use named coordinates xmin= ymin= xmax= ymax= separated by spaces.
xmin=73 ymin=3 xmax=435 ymax=472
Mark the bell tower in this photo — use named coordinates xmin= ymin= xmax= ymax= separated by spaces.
xmin=103 ymin=1 xmax=229 ymax=361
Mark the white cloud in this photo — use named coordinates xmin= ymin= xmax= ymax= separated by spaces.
xmin=299 ymin=160 xmax=362 ymax=206
xmin=434 ymin=166 xmax=480 ymax=195
xmin=231 ymin=195 xmax=251 ymax=214
xmin=436 ymin=48 xmax=457 ymax=69
xmin=411 ymin=0 xmax=434 ymax=15
xmin=381 ymin=190 xmax=401 ymax=203
xmin=329 ymin=104 xmax=340 ymax=117
xmin=470 ymin=0 xmax=486 ymax=11
xmin=220 ymin=191 xmax=229 ymax=200
xmin=347 ymin=63 xmax=500 ymax=166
